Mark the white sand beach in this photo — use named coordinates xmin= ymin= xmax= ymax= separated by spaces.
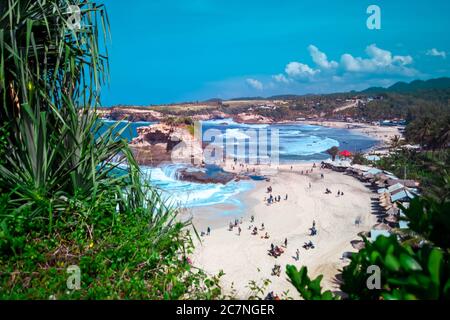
xmin=190 ymin=163 xmax=378 ymax=299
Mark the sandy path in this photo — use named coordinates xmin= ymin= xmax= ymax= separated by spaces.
xmin=191 ymin=164 xmax=377 ymax=299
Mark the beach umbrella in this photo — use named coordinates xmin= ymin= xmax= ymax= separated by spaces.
xmin=340 ymin=150 xmax=352 ymax=158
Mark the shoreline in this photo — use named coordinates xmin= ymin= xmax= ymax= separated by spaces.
xmin=299 ymin=120 xmax=402 ymax=151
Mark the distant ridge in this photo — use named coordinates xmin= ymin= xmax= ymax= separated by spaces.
xmin=361 ymin=77 xmax=450 ymax=94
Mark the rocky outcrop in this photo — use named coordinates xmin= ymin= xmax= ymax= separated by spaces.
xmin=177 ymin=165 xmax=238 ymax=184
xmin=130 ymin=123 xmax=203 ymax=166
xmin=233 ymin=113 xmax=273 ymax=124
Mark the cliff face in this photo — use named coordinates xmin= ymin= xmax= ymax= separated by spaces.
xmin=130 ymin=123 xmax=203 ymax=166
xmin=98 ymin=107 xmax=164 ymax=121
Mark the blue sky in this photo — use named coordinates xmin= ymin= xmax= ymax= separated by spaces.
xmin=100 ymin=0 xmax=450 ymax=106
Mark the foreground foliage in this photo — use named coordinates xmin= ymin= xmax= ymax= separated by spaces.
xmin=0 ymin=0 xmax=220 ymax=299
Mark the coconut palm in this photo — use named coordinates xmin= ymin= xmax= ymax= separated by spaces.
xmin=389 ymin=135 xmax=403 ymax=150
xmin=326 ymin=146 xmax=340 ymax=161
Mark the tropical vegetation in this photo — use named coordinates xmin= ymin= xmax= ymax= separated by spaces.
xmin=0 ymin=0 xmax=220 ymax=299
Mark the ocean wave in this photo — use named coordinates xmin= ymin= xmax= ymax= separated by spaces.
xmin=141 ymin=165 xmax=254 ymax=208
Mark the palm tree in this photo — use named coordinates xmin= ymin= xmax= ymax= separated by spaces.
xmin=436 ymin=117 xmax=450 ymax=150
xmin=414 ymin=117 xmax=435 ymax=149
xmin=389 ymin=135 xmax=403 ymax=150
xmin=326 ymin=146 xmax=340 ymax=161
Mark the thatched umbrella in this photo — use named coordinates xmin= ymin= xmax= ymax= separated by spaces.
xmin=351 ymin=240 xmax=366 ymax=250
xmin=386 ymin=207 xmax=399 ymax=215
xmin=372 ymin=223 xmax=392 ymax=230
xmin=384 ymin=215 xmax=398 ymax=224
xmin=357 ymin=231 xmax=370 ymax=238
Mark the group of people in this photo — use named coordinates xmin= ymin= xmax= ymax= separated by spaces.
xmin=303 ymin=240 xmax=315 ymax=250
xmin=268 ymin=244 xmax=285 ymax=258
xmin=325 ymin=188 xmax=345 ymax=196
xmin=265 ymin=185 xmax=289 ymax=205
xmin=266 ymin=194 xmax=287 ymax=204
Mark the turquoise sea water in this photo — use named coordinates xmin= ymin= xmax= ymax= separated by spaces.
xmin=101 ymin=119 xmax=377 ymax=209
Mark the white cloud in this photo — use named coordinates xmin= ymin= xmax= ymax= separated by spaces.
xmin=272 ymin=73 xmax=290 ymax=84
xmin=246 ymin=78 xmax=263 ymax=90
xmin=308 ymin=45 xmax=338 ymax=69
xmin=269 ymin=44 xmax=418 ymax=91
xmin=340 ymin=44 xmax=415 ymax=76
xmin=426 ymin=48 xmax=446 ymax=59
xmin=285 ymin=61 xmax=319 ymax=78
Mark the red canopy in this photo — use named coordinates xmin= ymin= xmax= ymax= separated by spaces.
xmin=339 ymin=150 xmax=352 ymax=157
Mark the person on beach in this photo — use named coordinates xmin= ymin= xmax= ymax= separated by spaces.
xmin=271 ymin=243 xmax=275 ymax=251
xmin=238 ymin=226 xmax=242 ymax=236
xmin=285 ymin=194 xmax=288 ymax=200
xmin=229 ymin=222 xmax=233 ymax=231
xmin=261 ymin=223 xmax=265 ymax=231
xmin=251 ymin=215 xmax=255 ymax=223
xmin=284 ymin=238 xmax=288 ymax=248
xmin=321 ymin=173 xmax=324 ymax=179
xmin=295 ymin=249 xmax=300 ymax=261
xmin=207 ymin=227 xmax=211 ymax=236
xmin=313 ymin=220 xmax=316 ymax=228
xmin=309 ymin=182 xmax=312 ymax=189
